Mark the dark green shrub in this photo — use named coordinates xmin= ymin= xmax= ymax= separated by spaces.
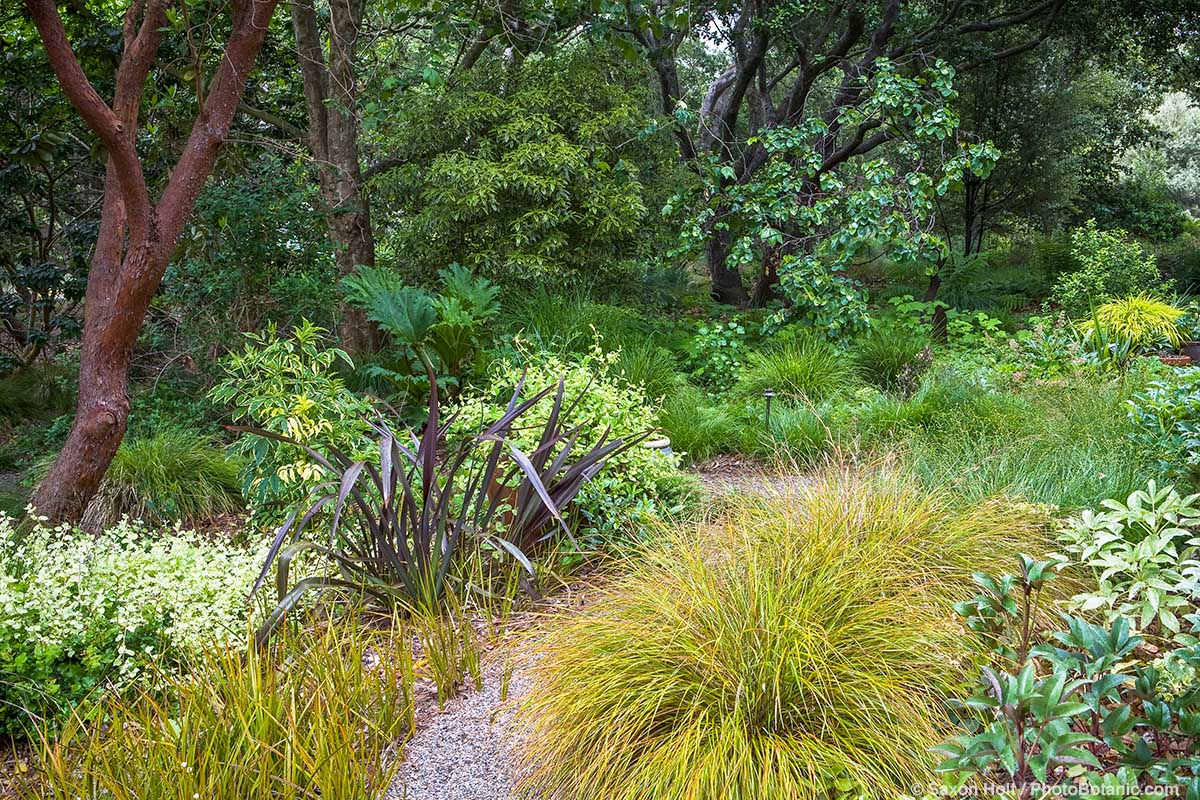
xmin=0 ymin=366 xmax=72 ymax=422
xmin=1157 ymin=233 xmax=1200 ymax=293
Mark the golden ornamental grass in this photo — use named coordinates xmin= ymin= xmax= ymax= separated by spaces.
xmin=512 ymin=469 xmax=1051 ymax=800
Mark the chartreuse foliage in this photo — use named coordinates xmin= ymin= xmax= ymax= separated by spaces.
xmin=514 ymin=470 xmax=1047 ymax=800
xmin=19 ymin=617 xmax=412 ymax=800
xmin=1080 ymin=294 xmax=1185 ymax=354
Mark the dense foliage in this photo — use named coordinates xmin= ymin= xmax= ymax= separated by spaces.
xmin=0 ymin=516 xmax=262 ymax=735
xmin=6 ymin=1 xmax=1200 ymax=797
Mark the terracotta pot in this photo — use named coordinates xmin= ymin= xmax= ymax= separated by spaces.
xmin=1160 ymin=354 xmax=1193 ymax=367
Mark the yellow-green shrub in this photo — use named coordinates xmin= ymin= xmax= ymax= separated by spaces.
xmin=512 ymin=470 xmax=1049 ymax=800
xmin=449 ymin=342 xmax=691 ymax=542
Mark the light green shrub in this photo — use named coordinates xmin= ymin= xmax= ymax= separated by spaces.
xmin=449 ymin=343 xmax=687 ymax=544
xmin=1051 ymin=220 xmax=1169 ymax=315
xmin=209 ymin=321 xmax=373 ymax=519
xmin=0 ymin=516 xmax=263 ymax=734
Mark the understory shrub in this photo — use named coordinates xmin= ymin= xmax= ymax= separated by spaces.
xmin=0 ymin=516 xmax=262 ymax=735
xmin=73 ymin=430 xmax=244 ymax=529
xmin=513 ymin=470 xmax=1048 ymax=800
xmin=1051 ymin=220 xmax=1169 ymax=316
xmin=734 ymin=335 xmax=854 ymax=404
xmin=449 ymin=344 xmax=686 ymax=544
xmin=20 ymin=618 xmax=412 ymax=800
xmin=210 ymin=321 xmax=373 ymax=520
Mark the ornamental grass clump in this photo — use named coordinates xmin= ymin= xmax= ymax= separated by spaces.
xmin=512 ymin=469 xmax=1049 ymax=800
xmin=19 ymin=617 xmax=413 ymax=800
xmin=735 ymin=335 xmax=854 ymax=405
xmin=1080 ymin=294 xmax=1184 ymax=354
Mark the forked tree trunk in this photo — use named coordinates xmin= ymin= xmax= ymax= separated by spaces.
xmin=28 ymin=0 xmax=282 ymax=522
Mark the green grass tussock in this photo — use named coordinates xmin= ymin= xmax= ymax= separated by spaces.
xmin=657 ymin=385 xmax=750 ymax=463
xmin=850 ymin=326 xmax=930 ymax=393
xmin=616 ymin=342 xmax=685 ymax=400
xmin=513 ymin=469 xmax=1048 ymax=800
xmin=735 ymin=336 xmax=854 ymax=405
xmin=81 ymin=429 xmax=244 ymax=528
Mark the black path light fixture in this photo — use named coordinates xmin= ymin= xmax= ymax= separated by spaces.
xmin=763 ymin=388 xmax=775 ymax=431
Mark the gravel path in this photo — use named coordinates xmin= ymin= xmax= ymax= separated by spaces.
xmin=388 ymin=659 xmax=532 ymax=800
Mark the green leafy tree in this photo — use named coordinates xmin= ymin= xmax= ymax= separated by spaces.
xmin=674 ymin=60 xmax=998 ymax=336
xmin=370 ymin=46 xmax=679 ymax=286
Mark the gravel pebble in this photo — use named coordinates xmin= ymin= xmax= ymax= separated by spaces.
xmin=388 ymin=660 xmax=532 ymax=800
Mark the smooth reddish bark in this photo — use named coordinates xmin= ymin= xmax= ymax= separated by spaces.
xmin=27 ymin=0 xmax=282 ymax=522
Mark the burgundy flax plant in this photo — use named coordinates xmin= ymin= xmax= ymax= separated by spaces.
xmin=235 ymin=375 xmax=645 ymax=644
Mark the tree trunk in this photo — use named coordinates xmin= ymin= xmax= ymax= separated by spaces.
xmin=923 ymin=265 xmax=948 ymax=342
xmin=750 ymin=246 xmax=781 ymax=307
xmin=27 ymin=0 xmax=282 ymax=522
xmin=706 ymin=226 xmax=748 ymax=305
xmin=292 ymin=0 xmax=380 ymax=355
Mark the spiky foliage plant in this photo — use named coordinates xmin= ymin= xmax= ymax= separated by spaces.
xmin=512 ymin=470 xmax=1048 ymax=800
